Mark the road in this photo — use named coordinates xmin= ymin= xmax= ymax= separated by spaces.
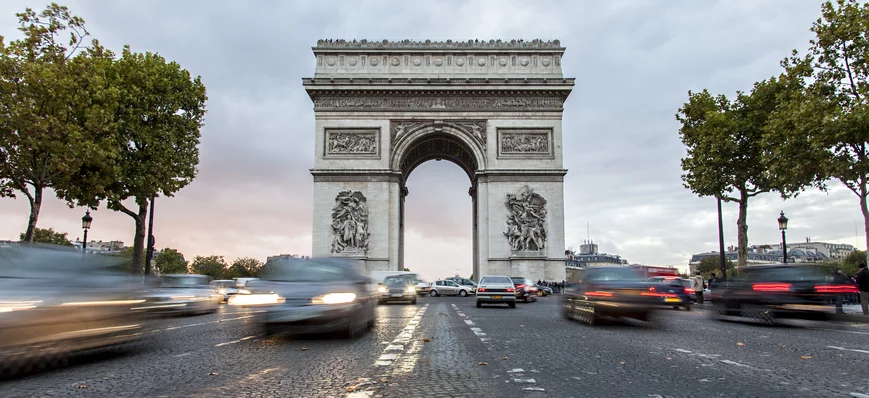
xmin=2 ymin=296 xmax=869 ymax=397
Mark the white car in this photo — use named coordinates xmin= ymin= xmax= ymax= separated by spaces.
xmin=429 ymin=280 xmax=473 ymax=297
xmin=475 ymin=276 xmax=517 ymax=308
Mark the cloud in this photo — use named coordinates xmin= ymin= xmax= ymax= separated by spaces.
xmin=0 ymin=0 xmax=861 ymax=281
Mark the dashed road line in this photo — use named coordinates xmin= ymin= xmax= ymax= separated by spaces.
xmin=828 ymin=345 xmax=869 ymax=354
xmin=374 ymin=304 xmax=428 ymax=367
xmin=214 ymin=334 xmax=260 ymax=347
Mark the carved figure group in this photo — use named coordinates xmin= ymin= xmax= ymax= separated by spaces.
xmin=331 ymin=191 xmax=370 ymax=253
xmin=328 ymin=132 xmax=376 ymax=154
xmin=503 ymin=186 xmax=548 ymax=251
xmin=501 ymin=133 xmax=549 ymax=153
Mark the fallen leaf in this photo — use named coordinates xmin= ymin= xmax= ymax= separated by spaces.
xmin=476 ymin=362 xmax=488 ymax=366
xmin=502 ymin=356 xmax=509 ymax=360
xmin=737 ymin=342 xmax=745 ymax=347
xmin=423 ymin=338 xmax=431 ymax=343
xmin=779 ymin=344 xmax=787 ymax=348
xmin=379 ymin=378 xmax=389 ymax=383
xmin=800 ymin=355 xmax=812 ymax=359
xmin=346 ymin=386 xmax=357 ymax=392
xmin=208 ymin=372 xmax=218 ymax=376
xmin=619 ymin=362 xmax=626 ymax=365
xmin=75 ymin=385 xmax=88 ymax=389
xmin=301 ymin=347 xmax=309 ymax=351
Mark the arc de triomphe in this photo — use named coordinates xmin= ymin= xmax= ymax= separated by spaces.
xmin=304 ymin=39 xmax=573 ymax=282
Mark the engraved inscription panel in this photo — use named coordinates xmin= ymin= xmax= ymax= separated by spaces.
xmin=325 ymin=128 xmax=379 ymax=157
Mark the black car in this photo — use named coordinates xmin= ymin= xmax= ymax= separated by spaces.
xmin=562 ymin=267 xmax=663 ymax=325
xmin=536 ymin=284 xmax=554 ymax=297
xmin=647 ymin=276 xmax=696 ymax=310
xmin=378 ymin=275 xmax=417 ymax=305
xmin=245 ymin=258 xmax=377 ymax=337
xmin=510 ymin=277 xmax=538 ymax=302
xmin=711 ymin=264 xmax=857 ymax=324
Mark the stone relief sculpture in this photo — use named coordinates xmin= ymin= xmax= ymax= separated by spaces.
xmin=327 ymin=130 xmax=377 ymax=154
xmin=316 ymin=38 xmax=562 ymax=49
xmin=331 ymin=191 xmax=370 ymax=254
xmin=456 ymin=121 xmax=486 ymax=144
xmin=315 ymin=96 xmax=564 ymax=111
xmin=503 ymin=186 xmax=547 ymax=251
xmin=500 ymin=132 xmax=550 ymax=153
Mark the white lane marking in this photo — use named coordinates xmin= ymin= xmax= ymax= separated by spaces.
xmin=373 ymin=304 xmax=428 ymax=367
xmin=457 ymin=312 xmax=466 ymax=317
xmin=215 ymin=334 xmax=260 ymax=347
xmin=523 ymin=387 xmax=545 ymax=391
xmin=508 ymin=368 xmax=525 ymax=373
xmin=813 ymin=327 xmax=869 ymax=336
xmin=850 ymin=393 xmax=869 ymax=398
xmin=470 ymin=327 xmax=486 ymax=337
xmin=173 ymin=352 xmax=192 ymax=358
xmin=719 ymin=360 xmax=762 ymax=371
xmin=829 ymin=346 xmax=869 ymax=354
xmin=513 ymin=378 xmax=537 ymax=383
xmin=157 ymin=314 xmax=258 ymax=332
xmin=674 ymin=349 xmax=693 ymax=353
xmin=464 ymin=320 xmax=475 ymax=326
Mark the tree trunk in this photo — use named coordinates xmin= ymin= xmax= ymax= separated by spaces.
xmin=736 ymin=191 xmax=749 ymax=269
xmin=22 ymin=185 xmax=44 ymax=242
xmin=860 ymin=178 xmax=869 ymax=266
xmin=130 ymin=203 xmax=148 ymax=276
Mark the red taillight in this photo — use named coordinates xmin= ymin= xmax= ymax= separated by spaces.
xmin=586 ymin=291 xmax=613 ymax=297
xmin=641 ymin=286 xmax=677 ymax=298
xmin=815 ymin=284 xmax=858 ymax=294
xmin=516 ymin=284 xmax=526 ymax=289
xmin=506 ymin=287 xmax=515 ymax=292
xmin=752 ymin=283 xmax=792 ymax=292
xmin=684 ymin=288 xmax=696 ymax=294
xmin=477 ymin=288 xmax=488 ymax=292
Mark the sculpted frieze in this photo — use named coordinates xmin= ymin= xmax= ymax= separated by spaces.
xmin=326 ymin=129 xmax=378 ymax=156
xmin=314 ymin=96 xmax=563 ymax=111
xmin=331 ymin=190 xmax=370 ymax=254
xmin=390 ymin=120 xmax=487 ymax=148
xmin=315 ymin=38 xmax=562 ymax=49
xmin=500 ymin=130 xmax=550 ymax=154
xmin=504 ymin=186 xmax=548 ymax=252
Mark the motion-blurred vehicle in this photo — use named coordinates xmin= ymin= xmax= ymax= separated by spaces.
xmin=378 ymin=275 xmax=417 ymax=304
xmin=647 ymin=276 xmax=696 ymax=310
xmin=370 ymin=271 xmax=430 ymax=295
xmin=562 ymin=267 xmax=664 ymax=325
xmin=446 ymin=277 xmax=477 ymax=289
xmin=138 ymin=274 xmax=220 ymax=315
xmin=0 ymin=244 xmax=150 ymax=375
xmin=711 ymin=264 xmax=858 ymax=324
xmin=476 ymin=276 xmax=516 ymax=308
xmin=429 ymin=279 xmax=473 ymax=297
xmin=536 ymin=284 xmax=554 ymax=297
xmin=234 ymin=277 xmax=260 ymax=294
xmin=209 ymin=279 xmax=240 ymax=303
xmin=236 ymin=258 xmax=376 ymax=337
xmin=510 ymin=277 xmax=539 ymax=302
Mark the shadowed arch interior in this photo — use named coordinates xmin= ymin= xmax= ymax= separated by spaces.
xmin=399 ymin=133 xmax=479 ymax=182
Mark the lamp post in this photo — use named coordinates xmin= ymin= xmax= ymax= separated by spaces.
xmin=144 ymin=196 xmax=156 ymax=277
xmin=778 ymin=211 xmax=789 ymax=264
xmin=81 ymin=210 xmax=93 ymax=254
xmin=717 ymin=197 xmax=727 ymax=281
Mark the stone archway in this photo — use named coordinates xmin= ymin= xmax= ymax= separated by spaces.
xmin=305 ymin=39 xmax=574 ymax=282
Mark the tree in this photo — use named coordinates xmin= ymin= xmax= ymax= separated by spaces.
xmin=189 ymin=255 xmax=226 ymax=280
xmin=223 ymin=257 xmax=262 ymax=279
xmin=677 ymin=78 xmax=803 ymax=267
xmin=0 ymin=4 xmax=117 ymax=241
xmin=773 ymin=0 xmax=869 ymax=262
xmin=19 ymin=227 xmax=73 ymax=246
xmin=821 ymin=250 xmax=866 ymax=278
xmin=154 ymin=248 xmax=187 ymax=275
xmin=696 ymin=256 xmax=736 ymax=276
xmin=97 ymin=47 xmax=207 ymax=275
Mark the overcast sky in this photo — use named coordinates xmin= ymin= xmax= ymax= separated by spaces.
xmin=0 ymin=0 xmax=859 ymax=280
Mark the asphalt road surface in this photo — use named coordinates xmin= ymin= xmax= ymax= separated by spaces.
xmin=2 ymin=296 xmax=869 ymax=397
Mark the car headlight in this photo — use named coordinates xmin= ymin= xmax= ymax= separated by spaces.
xmin=238 ymin=289 xmax=251 ymax=295
xmin=378 ymin=287 xmax=388 ymax=293
xmin=311 ymin=293 xmax=356 ymax=305
xmin=0 ymin=300 xmax=42 ymax=313
xmin=405 ymin=287 xmax=415 ymax=293
xmin=219 ymin=289 xmax=226 ymax=295
xmin=228 ymin=293 xmax=282 ymax=306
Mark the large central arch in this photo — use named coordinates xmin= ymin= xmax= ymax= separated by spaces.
xmin=305 ymin=39 xmax=574 ymax=282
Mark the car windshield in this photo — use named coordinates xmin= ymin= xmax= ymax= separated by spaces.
xmin=480 ymin=276 xmax=511 ymax=284
xmin=265 ymin=259 xmax=357 ymax=282
xmin=384 ymin=276 xmax=412 ymax=286
xmin=161 ymin=276 xmax=207 ymax=288
xmin=585 ymin=268 xmax=645 ymax=282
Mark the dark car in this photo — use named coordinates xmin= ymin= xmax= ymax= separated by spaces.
xmin=510 ymin=277 xmax=538 ymax=302
xmin=378 ymin=275 xmax=417 ymax=305
xmin=239 ymin=258 xmax=377 ymax=337
xmin=562 ymin=267 xmax=663 ymax=325
xmin=647 ymin=276 xmax=696 ymax=310
xmin=711 ymin=264 xmax=858 ymax=324
xmin=536 ymin=284 xmax=554 ymax=297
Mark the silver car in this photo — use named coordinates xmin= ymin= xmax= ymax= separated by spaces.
xmin=209 ymin=279 xmax=240 ymax=303
xmin=430 ymin=279 xmax=474 ymax=297
xmin=475 ymin=275 xmax=517 ymax=308
xmin=139 ymin=274 xmax=220 ymax=315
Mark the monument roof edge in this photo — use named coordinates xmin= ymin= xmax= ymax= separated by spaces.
xmin=312 ymin=39 xmax=565 ymax=51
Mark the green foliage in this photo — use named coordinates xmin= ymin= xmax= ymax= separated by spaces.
xmin=154 ymin=248 xmax=188 ymax=275
xmin=402 ymin=267 xmax=410 ymax=272
xmin=0 ymin=4 xmax=117 ymax=241
xmin=19 ymin=227 xmax=73 ymax=246
xmin=223 ymin=257 xmax=262 ymax=279
xmin=189 ymin=255 xmax=227 ymax=280
xmin=821 ymin=250 xmax=866 ymax=277
xmin=696 ymin=256 xmax=736 ymax=276
xmin=105 ymin=246 xmax=133 ymax=274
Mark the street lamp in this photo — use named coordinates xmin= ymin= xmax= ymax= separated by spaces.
xmin=81 ymin=210 xmax=93 ymax=254
xmin=778 ymin=211 xmax=789 ymax=264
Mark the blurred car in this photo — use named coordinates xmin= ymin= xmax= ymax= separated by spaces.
xmin=647 ymin=276 xmax=696 ymax=310
xmin=235 ymin=258 xmax=376 ymax=337
xmin=562 ymin=267 xmax=663 ymax=325
xmin=370 ymin=271 xmax=430 ymax=295
xmin=510 ymin=277 xmax=538 ymax=302
xmin=234 ymin=277 xmax=260 ymax=294
xmin=446 ymin=277 xmax=478 ymax=290
xmin=0 ymin=244 xmax=150 ymax=376
xmin=378 ymin=275 xmax=417 ymax=304
xmin=209 ymin=279 xmax=240 ymax=303
xmin=138 ymin=274 xmax=220 ymax=315
xmin=536 ymin=284 xmax=554 ymax=297
xmin=476 ymin=276 xmax=517 ymax=308
xmin=711 ymin=264 xmax=858 ymax=324
xmin=429 ymin=279 xmax=474 ymax=297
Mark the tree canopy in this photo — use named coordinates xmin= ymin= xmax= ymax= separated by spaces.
xmin=154 ymin=248 xmax=188 ymax=275
xmin=696 ymin=256 xmax=736 ymax=276
xmin=19 ymin=227 xmax=73 ymax=246
xmin=189 ymin=255 xmax=227 ymax=280
xmin=224 ymin=257 xmax=262 ymax=279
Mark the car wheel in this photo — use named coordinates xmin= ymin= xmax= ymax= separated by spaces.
xmin=683 ymin=304 xmax=692 ymax=311
xmin=411 ymin=297 xmax=417 ymax=305
xmin=476 ymin=301 xmax=482 ymax=308
xmin=459 ymin=290 xmax=468 ymax=297
xmin=430 ymin=290 xmax=439 ymax=297
xmin=508 ymin=302 xmax=516 ymax=309
xmin=346 ymin=313 xmax=368 ymax=338
xmin=378 ymin=299 xmax=386 ymax=305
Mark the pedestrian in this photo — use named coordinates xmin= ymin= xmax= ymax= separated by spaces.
xmin=692 ymin=272 xmax=705 ymax=304
xmin=708 ymin=273 xmax=719 ymax=289
xmin=832 ymin=268 xmax=849 ymax=314
xmin=855 ymin=263 xmax=869 ymax=315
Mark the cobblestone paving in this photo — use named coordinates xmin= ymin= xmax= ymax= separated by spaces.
xmin=2 ymin=297 xmax=869 ymax=397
